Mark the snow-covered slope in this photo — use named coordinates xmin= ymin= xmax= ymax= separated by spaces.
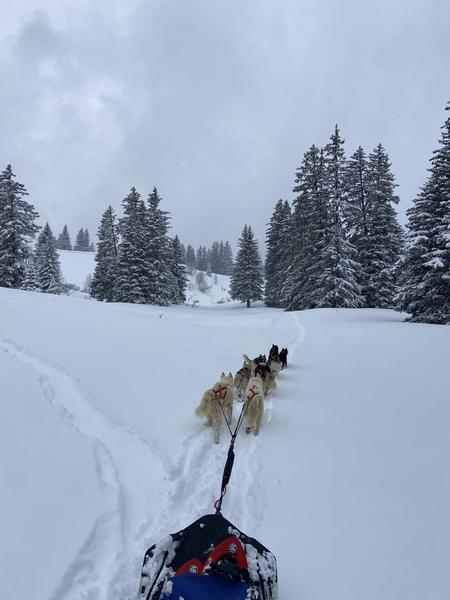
xmin=1 ymin=288 xmax=449 ymax=600
xmin=58 ymin=249 xmax=231 ymax=304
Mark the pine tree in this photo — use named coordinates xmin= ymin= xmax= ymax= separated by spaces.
xmin=114 ymin=188 xmax=149 ymax=304
xmin=399 ymin=103 xmax=450 ymax=323
xmin=74 ymin=228 xmax=85 ymax=251
xmin=35 ymin=223 xmax=63 ymax=294
xmin=170 ymin=235 xmax=187 ymax=303
xmin=21 ymin=256 xmax=39 ymax=291
xmin=286 ymin=145 xmax=328 ymax=310
xmin=313 ymin=126 xmax=364 ymax=308
xmin=265 ymin=199 xmax=292 ymax=307
xmin=230 ymin=224 xmax=263 ymax=308
xmin=56 ymin=224 xmax=72 ymax=250
xmin=84 ymin=229 xmax=94 ymax=252
xmin=223 ymin=241 xmax=234 ymax=275
xmin=364 ymin=144 xmax=404 ymax=307
xmin=186 ymin=244 xmax=196 ymax=273
xmin=146 ymin=187 xmax=177 ymax=305
xmin=0 ymin=164 xmax=39 ymax=288
xmin=91 ymin=206 xmax=119 ymax=302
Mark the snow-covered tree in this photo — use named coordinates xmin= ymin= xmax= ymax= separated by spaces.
xmin=223 ymin=241 xmax=234 ymax=275
xmin=56 ymin=225 xmax=72 ymax=250
xmin=399 ymin=103 xmax=450 ymax=324
xmin=146 ymin=187 xmax=177 ymax=305
xmin=265 ymin=199 xmax=292 ymax=307
xmin=186 ymin=244 xmax=196 ymax=273
xmin=230 ymin=224 xmax=263 ymax=308
xmin=21 ymin=256 xmax=39 ymax=291
xmin=91 ymin=206 xmax=119 ymax=302
xmin=363 ymin=145 xmax=404 ymax=307
xmin=84 ymin=229 xmax=94 ymax=252
xmin=170 ymin=235 xmax=187 ymax=303
xmin=34 ymin=222 xmax=63 ymax=294
xmin=286 ymin=145 xmax=328 ymax=310
xmin=114 ymin=188 xmax=149 ymax=304
xmin=74 ymin=228 xmax=85 ymax=251
xmin=0 ymin=164 xmax=39 ymax=288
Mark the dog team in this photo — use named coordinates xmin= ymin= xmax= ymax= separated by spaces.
xmin=195 ymin=345 xmax=288 ymax=443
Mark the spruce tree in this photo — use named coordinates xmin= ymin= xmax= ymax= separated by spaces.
xmin=84 ymin=229 xmax=94 ymax=251
xmin=56 ymin=224 xmax=72 ymax=250
xmin=170 ymin=235 xmax=187 ymax=303
xmin=21 ymin=256 xmax=39 ymax=291
xmin=146 ymin=187 xmax=177 ymax=305
xmin=364 ymin=144 xmax=404 ymax=307
xmin=400 ymin=103 xmax=450 ymax=323
xmin=74 ymin=228 xmax=85 ymax=251
xmin=114 ymin=188 xmax=149 ymax=304
xmin=91 ymin=206 xmax=119 ymax=302
xmin=265 ymin=199 xmax=292 ymax=307
xmin=186 ymin=244 xmax=196 ymax=273
xmin=35 ymin=223 xmax=63 ymax=294
xmin=223 ymin=241 xmax=234 ymax=275
xmin=313 ymin=126 xmax=364 ymax=308
xmin=230 ymin=224 xmax=263 ymax=308
xmin=0 ymin=164 xmax=39 ymax=288
xmin=286 ymin=145 xmax=327 ymax=310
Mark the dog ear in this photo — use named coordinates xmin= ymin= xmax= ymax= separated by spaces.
xmin=228 ymin=371 xmax=233 ymax=378
xmin=220 ymin=371 xmax=225 ymax=378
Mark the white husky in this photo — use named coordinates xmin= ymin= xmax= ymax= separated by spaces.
xmin=243 ymin=374 xmax=265 ymax=436
xmin=195 ymin=372 xmax=234 ymax=443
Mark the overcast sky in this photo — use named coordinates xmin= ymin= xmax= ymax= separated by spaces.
xmin=1 ymin=0 xmax=449 ymax=250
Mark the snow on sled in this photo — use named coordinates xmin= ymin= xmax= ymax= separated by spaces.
xmin=137 ymin=511 xmax=278 ymax=600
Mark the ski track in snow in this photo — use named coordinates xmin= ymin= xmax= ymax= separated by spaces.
xmin=0 ymin=338 xmax=170 ymax=600
xmin=0 ymin=312 xmax=306 ymax=600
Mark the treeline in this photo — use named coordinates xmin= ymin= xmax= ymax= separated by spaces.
xmin=185 ymin=241 xmax=233 ymax=275
xmin=91 ymin=187 xmax=186 ymax=305
xmin=265 ymin=126 xmax=404 ymax=311
xmin=0 ymin=164 xmax=63 ymax=293
xmin=264 ymin=103 xmax=450 ymax=324
xmin=55 ymin=225 xmax=94 ymax=252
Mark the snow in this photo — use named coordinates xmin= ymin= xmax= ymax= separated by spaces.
xmin=1 ymin=282 xmax=450 ymax=600
xmin=58 ymin=249 xmax=95 ymax=289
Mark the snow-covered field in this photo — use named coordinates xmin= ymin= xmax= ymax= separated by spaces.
xmin=1 ymin=286 xmax=450 ymax=600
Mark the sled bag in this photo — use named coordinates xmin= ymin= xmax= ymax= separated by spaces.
xmin=137 ymin=512 xmax=278 ymax=600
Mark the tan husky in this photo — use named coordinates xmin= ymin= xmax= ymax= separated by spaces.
xmin=243 ymin=374 xmax=265 ymax=435
xmin=195 ymin=372 xmax=234 ymax=443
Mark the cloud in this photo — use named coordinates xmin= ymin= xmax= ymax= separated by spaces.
xmin=1 ymin=0 xmax=449 ymax=248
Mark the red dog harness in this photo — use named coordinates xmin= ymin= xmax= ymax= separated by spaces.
xmin=247 ymin=385 xmax=258 ymax=400
xmin=213 ymin=385 xmax=228 ymax=399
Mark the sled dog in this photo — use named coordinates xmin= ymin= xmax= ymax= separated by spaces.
xmin=279 ymin=348 xmax=288 ymax=369
xmin=268 ymin=344 xmax=279 ymax=362
xmin=243 ymin=374 xmax=265 ymax=435
xmin=268 ymin=357 xmax=282 ymax=378
xmin=254 ymin=363 xmax=277 ymax=395
xmin=234 ymin=366 xmax=250 ymax=399
xmin=195 ymin=372 xmax=234 ymax=444
xmin=243 ymin=353 xmax=267 ymax=371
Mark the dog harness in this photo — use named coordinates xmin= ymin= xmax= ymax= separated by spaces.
xmin=214 ymin=385 xmax=228 ymax=399
xmin=247 ymin=386 xmax=258 ymax=401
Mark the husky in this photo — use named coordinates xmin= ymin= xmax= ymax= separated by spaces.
xmin=254 ymin=363 xmax=277 ymax=395
xmin=279 ymin=348 xmax=288 ymax=369
xmin=268 ymin=344 xmax=279 ymax=362
xmin=195 ymin=372 xmax=234 ymax=444
xmin=243 ymin=353 xmax=267 ymax=371
xmin=234 ymin=366 xmax=250 ymax=399
xmin=243 ymin=374 xmax=265 ymax=435
xmin=267 ymin=357 xmax=282 ymax=378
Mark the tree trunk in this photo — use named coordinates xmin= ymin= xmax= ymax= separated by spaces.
xmin=247 ymin=298 xmax=251 ymax=308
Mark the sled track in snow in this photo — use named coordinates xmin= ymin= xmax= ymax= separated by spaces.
xmin=142 ymin=311 xmax=307 ymax=549
xmin=0 ymin=338 xmax=170 ymax=600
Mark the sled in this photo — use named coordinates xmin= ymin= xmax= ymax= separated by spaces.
xmin=137 ymin=511 xmax=278 ymax=599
